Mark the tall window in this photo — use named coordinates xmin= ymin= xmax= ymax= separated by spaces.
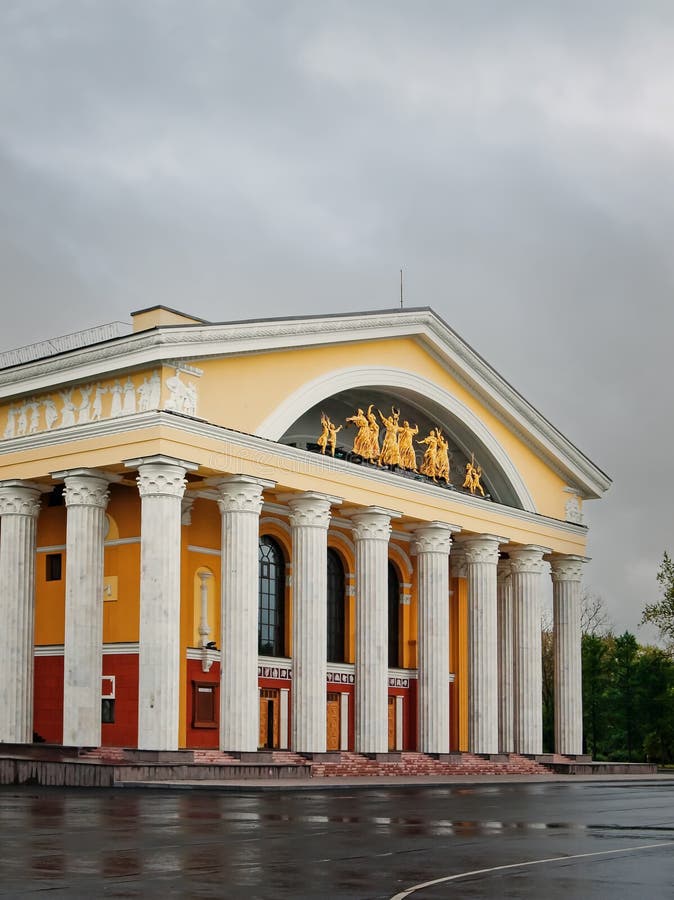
xmin=258 ymin=536 xmax=286 ymax=657
xmin=327 ymin=548 xmax=346 ymax=663
xmin=388 ymin=561 xmax=401 ymax=668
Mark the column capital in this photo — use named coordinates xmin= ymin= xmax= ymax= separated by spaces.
xmin=457 ymin=534 xmax=506 ymax=566
xmin=508 ymin=544 xmax=550 ymax=574
xmin=350 ymin=506 xmax=400 ymax=541
xmin=0 ymin=481 xmax=42 ymax=517
xmin=497 ymin=558 xmax=512 ymax=582
xmin=216 ymin=476 xmax=270 ymax=514
xmin=283 ymin=492 xmax=341 ymax=530
xmin=548 ymin=554 xmax=587 ymax=583
xmin=413 ymin=521 xmax=459 ymax=555
xmin=134 ymin=459 xmax=191 ymax=499
xmin=59 ymin=470 xmax=112 ymax=509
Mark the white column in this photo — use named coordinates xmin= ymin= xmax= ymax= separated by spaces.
xmin=414 ymin=522 xmax=456 ymax=754
xmin=461 ymin=535 xmax=503 ymax=754
xmin=550 ymin=555 xmax=585 ymax=756
xmin=510 ymin=545 xmax=548 ymax=755
xmin=0 ymin=481 xmax=41 ymax=743
xmin=198 ymin=571 xmax=213 ymax=647
xmin=497 ymin=559 xmax=514 ymax=753
xmin=287 ymin=492 xmax=336 ymax=753
xmin=60 ymin=470 xmax=110 ymax=747
xmin=216 ymin=476 xmax=269 ymax=753
xmin=131 ymin=456 xmax=191 ymax=751
xmin=352 ymin=507 xmax=398 ymax=754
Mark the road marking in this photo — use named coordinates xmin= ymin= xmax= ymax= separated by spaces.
xmin=389 ymin=840 xmax=674 ymax=899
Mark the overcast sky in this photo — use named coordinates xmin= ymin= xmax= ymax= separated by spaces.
xmin=1 ymin=1 xmax=672 ymax=637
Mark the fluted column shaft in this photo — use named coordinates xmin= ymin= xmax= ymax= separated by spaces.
xmin=462 ymin=535 xmax=502 ymax=754
xmin=414 ymin=523 xmax=455 ymax=754
xmin=217 ymin=477 xmax=267 ymax=752
xmin=510 ymin=545 xmax=547 ymax=755
xmin=288 ymin=493 xmax=335 ymax=753
xmin=551 ymin=555 xmax=585 ymax=755
xmin=0 ymin=482 xmax=41 ymax=743
xmin=61 ymin=471 xmax=110 ymax=747
xmin=497 ymin=560 xmax=514 ymax=753
xmin=135 ymin=459 xmax=188 ymax=750
xmin=353 ymin=508 xmax=395 ymax=754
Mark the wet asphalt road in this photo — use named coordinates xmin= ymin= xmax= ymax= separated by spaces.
xmin=0 ymin=781 xmax=673 ymax=899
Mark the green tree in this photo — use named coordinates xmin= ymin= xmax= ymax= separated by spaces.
xmin=609 ymin=632 xmax=640 ymax=761
xmin=582 ymin=633 xmax=611 ymax=758
xmin=641 ymin=551 xmax=674 ymax=649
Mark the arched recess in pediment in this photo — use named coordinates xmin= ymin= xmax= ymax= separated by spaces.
xmin=256 ymin=366 xmax=535 ymax=512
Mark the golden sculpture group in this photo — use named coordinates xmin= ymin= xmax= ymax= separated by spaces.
xmin=316 ymin=405 xmax=485 ymax=494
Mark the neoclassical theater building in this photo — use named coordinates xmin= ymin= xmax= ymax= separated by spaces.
xmin=0 ymin=306 xmax=609 ymax=759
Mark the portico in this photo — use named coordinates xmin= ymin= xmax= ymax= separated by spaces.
xmin=0 ymin=305 xmax=608 ymax=760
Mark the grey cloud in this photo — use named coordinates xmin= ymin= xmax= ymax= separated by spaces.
xmin=1 ymin=0 xmax=673 ymax=634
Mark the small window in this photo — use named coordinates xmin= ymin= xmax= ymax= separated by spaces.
xmin=101 ymin=699 xmax=115 ymax=723
xmin=192 ymin=682 xmax=218 ymax=728
xmin=46 ymin=553 xmax=62 ymax=582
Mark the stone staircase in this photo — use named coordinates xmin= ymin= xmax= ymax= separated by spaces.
xmin=311 ymin=751 xmax=555 ymax=778
xmin=77 ymin=746 xmax=558 ymax=779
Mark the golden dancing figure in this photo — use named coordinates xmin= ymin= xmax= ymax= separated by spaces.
xmin=317 ymin=413 xmax=342 ymax=456
xmin=366 ymin=405 xmax=380 ymax=461
xmin=463 ymin=454 xmax=485 ymax=495
xmin=435 ymin=430 xmax=451 ymax=484
xmin=346 ymin=408 xmax=371 ymax=458
xmin=417 ymin=429 xmax=439 ymax=480
xmin=398 ymin=420 xmax=419 ymax=471
xmin=378 ymin=407 xmax=401 ymax=466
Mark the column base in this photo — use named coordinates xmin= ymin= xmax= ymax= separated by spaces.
xmin=233 ymin=751 xmax=276 ymax=763
xmin=299 ymin=751 xmax=342 ymax=762
xmin=434 ymin=752 xmax=464 ymax=763
xmin=124 ymin=749 xmax=195 ymax=764
xmin=362 ymin=751 xmax=402 ymax=762
xmin=473 ymin=752 xmax=510 ymax=763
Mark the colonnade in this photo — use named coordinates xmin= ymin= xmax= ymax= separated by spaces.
xmin=0 ymin=456 xmax=585 ymax=757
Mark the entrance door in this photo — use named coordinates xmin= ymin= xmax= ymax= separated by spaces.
xmin=326 ymin=692 xmax=340 ymax=751
xmin=259 ymin=688 xmax=280 ymax=749
xmin=388 ymin=696 xmax=396 ymax=751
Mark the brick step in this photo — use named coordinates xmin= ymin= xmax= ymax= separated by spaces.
xmin=312 ymin=751 xmax=558 ymax=778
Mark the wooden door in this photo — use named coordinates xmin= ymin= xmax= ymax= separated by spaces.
xmin=326 ymin=693 xmax=340 ymax=751
xmin=388 ymin=696 xmax=396 ymax=751
xmin=259 ymin=689 xmax=280 ymax=749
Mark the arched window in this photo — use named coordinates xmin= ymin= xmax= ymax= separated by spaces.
xmin=388 ymin=561 xmax=401 ymax=668
xmin=327 ymin=548 xmax=346 ymax=663
xmin=258 ymin=536 xmax=286 ymax=657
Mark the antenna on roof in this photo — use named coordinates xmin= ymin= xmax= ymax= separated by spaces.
xmin=400 ymin=268 xmax=404 ymax=309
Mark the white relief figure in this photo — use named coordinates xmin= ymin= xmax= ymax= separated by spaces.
xmin=165 ymin=372 xmax=186 ymax=412
xmin=91 ymin=384 xmax=107 ymax=421
xmin=184 ymin=382 xmax=198 ymax=417
xmin=43 ymin=398 xmax=58 ymax=431
xmin=17 ymin=403 xmax=28 ymax=436
xmin=78 ymin=385 xmax=92 ymax=424
xmin=110 ymin=380 xmax=123 ymax=417
xmin=60 ymin=391 xmax=76 ymax=428
xmin=122 ymin=377 xmax=136 ymax=415
xmin=148 ymin=370 xmax=161 ymax=409
xmin=565 ymin=495 xmax=583 ymax=525
xmin=28 ymin=400 xmax=41 ymax=434
xmin=137 ymin=376 xmax=150 ymax=412
xmin=3 ymin=405 xmax=17 ymax=439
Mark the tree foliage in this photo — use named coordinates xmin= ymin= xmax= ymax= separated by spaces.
xmin=641 ymin=551 xmax=674 ymax=648
xmin=541 ymin=590 xmax=674 ymax=763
